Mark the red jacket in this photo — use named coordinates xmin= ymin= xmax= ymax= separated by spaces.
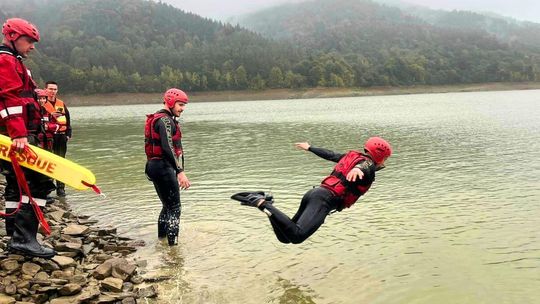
xmin=0 ymin=44 xmax=37 ymax=139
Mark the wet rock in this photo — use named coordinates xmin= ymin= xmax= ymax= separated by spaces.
xmin=122 ymin=282 xmax=134 ymax=292
xmin=130 ymin=275 xmax=143 ymax=285
xmin=15 ymin=280 xmax=30 ymax=290
xmin=111 ymin=259 xmax=137 ymax=281
xmin=34 ymin=271 xmax=50 ymax=281
xmin=58 ymin=283 xmax=82 ymax=296
xmin=101 ymin=277 xmax=123 ymax=292
xmin=76 ymin=285 xmax=100 ymax=302
xmin=32 ymin=258 xmax=60 ymax=272
xmin=92 ymin=262 xmax=112 ymax=280
xmin=52 ymin=256 xmax=76 ymax=268
xmin=136 ymin=285 xmax=158 ymax=298
xmin=103 ymin=244 xmax=137 ymax=253
xmin=62 ymin=224 xmax=89 ymax=236
xmin=0 ymin=260 xmax=19 ymax=272
xmin=49 ymin=297 xmax=78 ymax=304
xmin=30 ymin=293 xmax=49 ymax=304
xmin=82 ymin=263 xmax=99 ymax=271
xmin=97 ymin=227 xmax=117 ymax=236
xmin=4 ymin=284 xmax=16 ymax=295
xmin=48 ymin=210 xmax=66 ymax=222
xmin=0 ymin=294 xmax=16 ymax=304
xmin=95 ymin=254 xmax=113 ymax=262
xmin=0 ymin=195 xmax=149 ymax=303
xmin=7 ymin=254 xmax=24 ymax=262
xmin=54 ymin=242 xmax=82 ymax=253
xmin=121 ymin=297 xmax=136 ymax=304
xmin=142 ymin=274 xmax=172 ymax=283
xmin=21 ymin=262 xmax=41 ymax=276
xmin=69 ymin=274 xmax=88 ymax=286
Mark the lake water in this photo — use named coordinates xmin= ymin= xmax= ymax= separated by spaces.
xmin=66 ymin=90 xmax=539 ymax=304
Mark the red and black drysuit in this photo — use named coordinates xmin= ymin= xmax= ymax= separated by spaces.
xmin=0 ymin=44 xmax=56 ymax=257
xmin=144 ymin=109 xmax=184 ymax=245
xmin=263 ymin=146 xmax=377 ymax=244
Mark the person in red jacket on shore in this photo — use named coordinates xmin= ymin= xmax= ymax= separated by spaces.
xmin=232 ymin=137 xmax=392 ymax=244
xmin=0 ymin=18 xmax=56 ymax=258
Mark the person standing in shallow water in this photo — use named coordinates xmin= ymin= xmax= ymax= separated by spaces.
xmin=232 ymin=137 xmax=392 ymax=244
xmin=144 ymin=88 xmax=191 ymax=246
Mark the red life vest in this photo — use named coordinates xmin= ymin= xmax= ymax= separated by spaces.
xmin=320 ymin=151 xmax=375 ymax=208
xmin=144 ymin=112 xmax=182 ymax=160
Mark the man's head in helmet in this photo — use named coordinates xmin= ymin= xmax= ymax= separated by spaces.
xmin=364 ymin=137 xmax=392 ymax=169
xmin=2 ymin=18 xmax=40 ymax=58
xmin=163 ymin=88 xmax=189 ymax=117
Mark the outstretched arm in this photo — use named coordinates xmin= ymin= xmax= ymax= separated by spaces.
xmin=295 ymin=142 xmax=344 ymax=162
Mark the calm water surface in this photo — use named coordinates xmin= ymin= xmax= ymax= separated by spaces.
xmin=67 ymin=90 xmax=539 ymax=304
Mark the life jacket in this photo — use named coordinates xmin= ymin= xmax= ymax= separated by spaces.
xmin=0 ymin=45 xmax=41 ymax=137
xmin=144 ymin=111 xmax=182 ymax=160
xmin=320 ymin=151 xmax=376 ymax=209
xmin=42 ymin=99 xmax=67 ymax=132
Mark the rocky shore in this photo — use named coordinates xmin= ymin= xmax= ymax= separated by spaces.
xmin=0 ymin=185 xmax=161 ymax=304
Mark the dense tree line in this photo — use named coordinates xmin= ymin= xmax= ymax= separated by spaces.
xmin=1 ymin=0 xmax=539 ymax=94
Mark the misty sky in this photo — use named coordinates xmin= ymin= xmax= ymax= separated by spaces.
xmin=162 ymin=0 xmax=540 ymax=23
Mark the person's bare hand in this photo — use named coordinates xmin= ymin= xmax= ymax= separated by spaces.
xmin=177 ymin=172 xmax=191 ymax=190
xmin=11 ymin=137 xmax=28 ymax=153
xmin=295 ymin=142 xmax=311 ymax=151
xmin=346 ymin=168 xmax=364 ymax=182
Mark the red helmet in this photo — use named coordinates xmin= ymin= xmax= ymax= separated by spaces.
xmin=2 ymin=18 xmax=40 ymax=42
xmin=364 ymin=137 xmax=392 ymax=165
xmin=35 ymin=88 xmax=47 ymax=98
xmin=163 ymin=88 xmax=189 ymax=108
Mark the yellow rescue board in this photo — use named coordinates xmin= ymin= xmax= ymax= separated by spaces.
xmin=0 ymin=134 xmax=96 ymax=190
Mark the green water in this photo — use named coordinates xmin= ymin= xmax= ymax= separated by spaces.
xmin=66 ymin=90 xmax=539 ymax=304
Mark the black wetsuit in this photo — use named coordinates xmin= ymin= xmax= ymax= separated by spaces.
xmin=145 ymin=110 xmax=183 ymax=245
xmin=263 ymin=146 xmax=376 ymax=244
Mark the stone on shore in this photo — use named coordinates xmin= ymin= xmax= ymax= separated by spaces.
xmin=0 ymin=188 xmax=158 ymax=303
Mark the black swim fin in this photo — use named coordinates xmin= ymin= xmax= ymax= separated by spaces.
xmin=231 ymin=191 xmax=273 ymax=208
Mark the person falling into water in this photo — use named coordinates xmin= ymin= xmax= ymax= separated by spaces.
xmin=232 ymin=137 xmax=392 ymax=244
xmin=144 ymin=88 xmax=191 ymax=246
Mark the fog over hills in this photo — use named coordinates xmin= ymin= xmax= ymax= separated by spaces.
xmin=162 ymin=0 xmax=540 ymax=24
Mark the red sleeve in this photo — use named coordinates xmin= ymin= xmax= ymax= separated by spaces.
xmin=0 ymin=55 xmax=28 ymax=138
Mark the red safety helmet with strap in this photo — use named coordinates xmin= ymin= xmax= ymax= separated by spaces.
xmin=163 ymin=88 xmax=188 ymax=108
xmin=364 ymin=137 xmax=392 ymax=165
xmin=2 ymin=18 xmax=40 ymax=42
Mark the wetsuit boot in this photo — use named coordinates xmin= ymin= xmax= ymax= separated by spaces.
xmin=4 ymin=205 xmax=16 ymax=236
xmin=56 ymin=182 xmax=66 ymax=197
xmin=231 ymin=191 xmax=274 ymax=210
xmin=158 ymin=210 xmax=167 ymax=239
xmin=8 ymin=203 xmax=56 ymax=258
xmin=3 ymin=172 xmax=18 ymax=236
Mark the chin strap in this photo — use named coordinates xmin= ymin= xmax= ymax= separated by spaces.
xmin=4 ymin=144 xmax=51 ymax=235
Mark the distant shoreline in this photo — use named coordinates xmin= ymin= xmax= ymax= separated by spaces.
xmin=64 ymin=82 xmax=540 ymax=106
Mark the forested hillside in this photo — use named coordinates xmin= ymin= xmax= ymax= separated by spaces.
xmin=404 ymin=7 xmax=540 ymax=49
xmin=1 ymin=0 xmax=305 ymax=93
xmin=1 ymin=0 xmax=539 ymax=94
xmin=238 ymin=0 xmax=540 ymax=86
